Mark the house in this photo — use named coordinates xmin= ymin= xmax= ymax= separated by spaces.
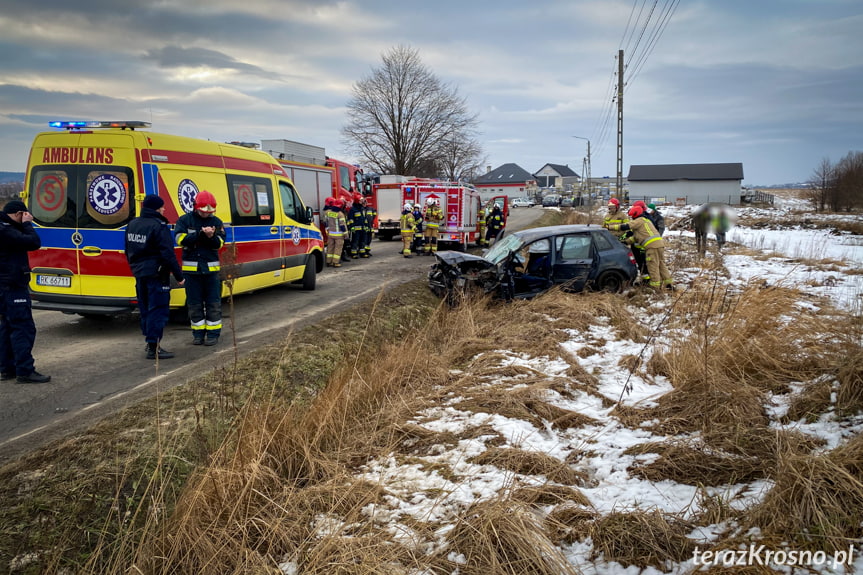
xmin=533 ymin=163 xmax=580 ymax=191
xmin=472 ymin=163 xmax=536 ymax=202
xmin=627 ymin=163 xmax=744 ymax=205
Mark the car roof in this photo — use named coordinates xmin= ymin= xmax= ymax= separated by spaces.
xmin=512 ymin=224 xmax=607 ymax=243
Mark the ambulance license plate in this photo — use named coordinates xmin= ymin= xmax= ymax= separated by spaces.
xmin=36 ymin=274 xmax=71 ymax=288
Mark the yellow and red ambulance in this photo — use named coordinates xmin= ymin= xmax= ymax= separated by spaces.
xmin=22 ymin=121 xmax=324 ymax=315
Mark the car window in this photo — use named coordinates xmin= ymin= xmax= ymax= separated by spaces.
xmin=555 ymin=234 xmax=592 ymax=259
xmin=485 ymin=234 xmax=524 ymax=265
xmin=591 ymin=230 xmax=615 ymax=251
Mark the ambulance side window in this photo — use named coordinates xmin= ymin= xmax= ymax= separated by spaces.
xmin=278 ymin=181 xmax=309 ymax=224
xmin=226 ymin=175 xmax=273 ymax=225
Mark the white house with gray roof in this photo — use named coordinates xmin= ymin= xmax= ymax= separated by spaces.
xmin=627 ymin=163 xmax=744 ymax=205
xmin=472 ymin=163 xmax=536 ymax=202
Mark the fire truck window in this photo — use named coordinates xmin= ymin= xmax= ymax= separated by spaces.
xmin=339 ymin=165 xmax=351 ymax=192
xmin=227 ymin=175 xmax=273 ymax=225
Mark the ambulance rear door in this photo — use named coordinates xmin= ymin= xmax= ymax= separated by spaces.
xmin=27 ymin=129 xmax=139 ymax=313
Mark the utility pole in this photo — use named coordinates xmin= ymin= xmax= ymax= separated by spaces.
xmin=573 ymin=135 xmax=591 ymax=202
xmin=617 ymin=49 xmax=625 ymax=202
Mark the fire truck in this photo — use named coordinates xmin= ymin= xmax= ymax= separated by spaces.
xmin=262 ymin=139 xmax=365 ymax=235
xmin=366 ymin=177 xmax=508 ymax=250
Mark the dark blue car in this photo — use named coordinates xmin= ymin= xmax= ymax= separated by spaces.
xmin=429 ymin=224 xmax=638 ymax=301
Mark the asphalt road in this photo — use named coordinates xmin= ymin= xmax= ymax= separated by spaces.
xmin=0 ymin=206 xmax=543 ymax=464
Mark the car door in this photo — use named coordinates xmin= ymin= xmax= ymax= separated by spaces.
xmin=551 ymin=233 xmax=595 ymax=292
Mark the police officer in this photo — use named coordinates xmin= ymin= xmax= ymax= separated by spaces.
xmin=175 ymin=191 xmax=226 ymax=347
xmin=0 ymin=200 xmax=50 ymax=383
xmin=125 ymin=195 xmax=185 ymax=360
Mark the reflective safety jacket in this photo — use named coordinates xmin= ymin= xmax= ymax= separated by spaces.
xmin=361 ymin=205 xmax=376 ymax=233
xmin=424 ymin=205 xmax=444 ymax=229
xmin=608 ymin=216 xmax=665 ymax=250
xmin=174 ymin=211 xmax=226 ymax=274
xmin=347 ymin=203 xmax=365 ymax=232
xmin=486 ymin=208 xmax=504 ymax=231
xmin=323 ymin=208 xmax=347 ymax=237
xmin=400 ymin=211 xmax=416 ymax=233
xmin=603 ymin=207 xmax=627 ymax=229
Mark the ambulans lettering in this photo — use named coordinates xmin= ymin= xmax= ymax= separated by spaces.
xmin=178 ymin=179 xmax=199 ymax=213
xmin=88 ymin=174 xmax=127 ymax=215
xmin=42 ymin=147 xmax=114 ymax=164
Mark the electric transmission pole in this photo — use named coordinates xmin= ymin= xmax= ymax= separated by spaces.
xmin=617 ymin=49 xmax=625 ymax=202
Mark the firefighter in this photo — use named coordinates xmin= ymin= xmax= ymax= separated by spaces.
xmin=423 ymin=197 xmax=444 ymax=255
xmin=400 ymin=203 xmax=416 ymax=258
xmin=411 ymin=203 xmax=424 ymax=254
xmin=175 ymin=190 xmax=226 ymax=346
xmin=476 ymin=203 xmax=487 ymax=247
xmin=322 ymin=197 xmax=347 ymax=267
xmin=347 ymin=193 xmax=365 ymax=259
xmin=485 ymin=204 xmax=504 ymax=245
xmin=602 ymin=198 xmax=626 ymax=230
xmin=607 ymin=205 xmax=673 ymax=291
xmin=360 ymin=197 xmax=376 ymax=257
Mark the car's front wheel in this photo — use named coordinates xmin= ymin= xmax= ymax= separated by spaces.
xmin=595 ymin=270 xmax=626 ymax=292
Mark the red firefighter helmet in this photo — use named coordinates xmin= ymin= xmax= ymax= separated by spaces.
xmin=628 ymin=205 xmax=644 ymax=219
xmin=633 ymin=200 xmax=647 ymax=210
xmin=324 ymin=196 xmax=334 ymax=207
xmin=352 ymin=192 xmax=363 ymax=204
xmin=194 ymin=190 xmax=217 ymax=213
xmin=608 ymin=198 xmax=620 ymax=208
xmin=335 ymin=198 xmax=346 ymax=209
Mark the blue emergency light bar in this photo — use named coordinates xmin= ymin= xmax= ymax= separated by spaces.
xmin=48 ymin=121 xmax=151 ymax=130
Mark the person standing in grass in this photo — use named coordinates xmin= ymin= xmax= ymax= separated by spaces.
xmin=607 ymin=204 xmax=673 ymax=291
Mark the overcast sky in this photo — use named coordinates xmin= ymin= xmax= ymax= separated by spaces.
xmin=1 ymin=0 xmax=860 ymax=185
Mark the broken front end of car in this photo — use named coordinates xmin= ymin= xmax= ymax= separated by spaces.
xmin=428 ymin=251 xmax=515 ymax=303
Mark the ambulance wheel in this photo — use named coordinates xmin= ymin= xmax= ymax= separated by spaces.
xmin=301 ymin=259 xmax=316 ymax=290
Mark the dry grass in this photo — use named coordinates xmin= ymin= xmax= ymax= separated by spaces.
xmin=589 ymin=509 xmax=696 ymax=570
xmin=469 ymin=447 xmax=588 ymax=485
xmin=443 ymin=499 xmax=580 ymax=575
xmin=746 ymin=433 xmax=863 ymax=552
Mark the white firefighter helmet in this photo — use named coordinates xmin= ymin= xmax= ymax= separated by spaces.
xmin=403 ymin=203 xmax=413 ymax=211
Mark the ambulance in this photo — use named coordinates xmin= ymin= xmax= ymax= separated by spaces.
xmin=22 ymin=121 xmax=324 ymax=316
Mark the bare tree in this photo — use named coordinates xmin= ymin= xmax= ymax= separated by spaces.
xmin=437 ymin=132 xmax=487 ymax=182
xmin=833 ymin=151 xmax=863 ymax=211
xmin=807 ymin=157 xmax=834 ymax=212
xmin=342 ymin=45 xmax=483 ymax=177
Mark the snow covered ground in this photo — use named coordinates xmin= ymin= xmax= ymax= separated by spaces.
xmin=281 ymin=199 xmax=863 ymax=575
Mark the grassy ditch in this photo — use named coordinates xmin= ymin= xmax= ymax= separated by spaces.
xmin=1 ymin=207 xmax=862 ymax=574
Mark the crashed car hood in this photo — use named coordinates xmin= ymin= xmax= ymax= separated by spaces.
xmin=432 ymin=251 xmax=495 ymax=269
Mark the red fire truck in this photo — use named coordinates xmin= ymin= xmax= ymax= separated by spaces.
xmin=262 ymin=139 xmax=364 ymax=235
xmin=366 ymin=177 xmax=507 ymax=250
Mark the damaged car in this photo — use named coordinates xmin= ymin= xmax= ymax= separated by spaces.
xmin=428 ymin=224 xmax=638 ymax=302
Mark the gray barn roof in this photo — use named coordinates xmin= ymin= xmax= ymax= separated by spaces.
xmin=628 ymin=163 xmax=744 ymax=181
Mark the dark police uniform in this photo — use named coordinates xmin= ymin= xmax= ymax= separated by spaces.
xmin=0 ymin=204 xmax=45 ymax=381
xmin=125 ymin=203 xmax=183 ymax=355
